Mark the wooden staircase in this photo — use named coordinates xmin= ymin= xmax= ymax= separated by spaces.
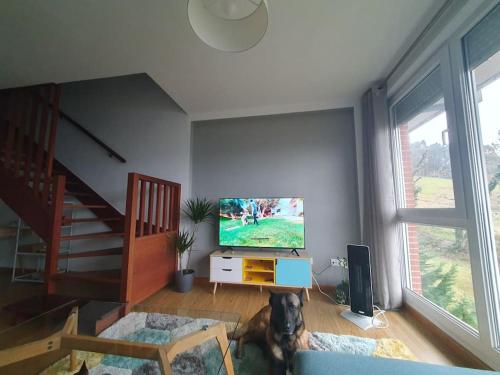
xmin=0 ymin=84 xmax=180 ymax=305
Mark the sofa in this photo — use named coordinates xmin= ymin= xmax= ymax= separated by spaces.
xmin=293 ymin=351 xmax=499 ymax=375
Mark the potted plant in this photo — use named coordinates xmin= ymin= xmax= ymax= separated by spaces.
xmin=175 ymin=197 xmax=214 ymax=293
xmin=335 ymin=257 xmax=350 ymax=305
xmin=175 ymin=229 xmax=195 ymax=293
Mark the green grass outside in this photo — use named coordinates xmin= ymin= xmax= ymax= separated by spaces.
xmin=414 ymin=176 xmax=455 ymax=208
xmin=416 ymin=176 xmax=500 ymax=259
xmin=412 ymin=177 xmax=477 ymax=324
xmin=425 ymin=251 xmax=474 ymax=300
xmin=219 ymin=217 xmax=304 ymax=248
xmin=416 ymin=224 xmax=475 ymax=300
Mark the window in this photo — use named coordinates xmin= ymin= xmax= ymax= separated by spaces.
xmin=392 ymin=61 xmax=476 ymax=329
xmin=406 ymin=224 xmax=477 ymax=328
xmin=462 ymin=3 xmax=500 ymax=346
xmin=464 ymin=44 xmax=500 ymax=296
xmin=394 ymin=68 xmax=455 ymax=209
xmin=390 ymin=3 xmax=500 ymax=368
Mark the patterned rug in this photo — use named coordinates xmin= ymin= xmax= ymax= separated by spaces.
xmin=40 ymin=312 xmax=416 ymax=375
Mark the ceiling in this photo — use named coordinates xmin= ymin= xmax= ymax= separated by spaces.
xmin=0 ymin=0 xmax=445 ymax=120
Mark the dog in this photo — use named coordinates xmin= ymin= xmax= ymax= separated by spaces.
xmin=231 ymin=290 xmax=309 ymax=374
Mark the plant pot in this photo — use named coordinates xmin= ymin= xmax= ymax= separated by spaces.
xmin=335 ymin=280 xmax=350 ymax=305
xmin=175 ymin=269 xmax=195 ymax=293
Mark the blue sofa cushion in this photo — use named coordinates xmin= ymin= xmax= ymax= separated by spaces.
xmin=293 ymin=351 xmax=498 ymax=375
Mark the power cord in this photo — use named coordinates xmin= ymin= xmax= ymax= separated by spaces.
xmin=312 ymin=272 xmax=347 ymax=306
xmin=372 ymin=305 xmax=389 ymax=329
xmin=312 ymin=267 xmax=389 ymax=329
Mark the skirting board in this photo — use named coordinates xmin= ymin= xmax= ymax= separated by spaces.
xmin=194 ymin=277 xmax=335 ymax=293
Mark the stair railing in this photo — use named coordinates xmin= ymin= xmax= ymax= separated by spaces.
xmin=121 ymin=173 xmax=181 ymax=304
xmin=0 ymin=84 xmax=61 ymax=206
xmin=58 ymin=110 xmax=126 ymax=163
xmin=0 ymin=84 xmax=67 ymax=293
xmin=45 ymin=174 xmax=66 ymax=293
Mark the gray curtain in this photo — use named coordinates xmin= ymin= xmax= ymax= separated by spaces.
xmin=361 ymin=84 xmax=403 ymax=310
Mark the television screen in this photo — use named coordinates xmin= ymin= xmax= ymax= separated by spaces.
xmin=219 ymin=198 xmax=305 ymax=249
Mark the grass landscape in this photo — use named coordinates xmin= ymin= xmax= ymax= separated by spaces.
xmin=219 ymin=217 xmax=304 ymax=248
xmin=413 ymin=176 xmax=479 ymax=327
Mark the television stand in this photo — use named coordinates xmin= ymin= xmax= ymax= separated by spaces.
xmin=209 ymin=250 xmax=312 ymax=301
xmin=290 ymin=248 xmax=300 ymax=257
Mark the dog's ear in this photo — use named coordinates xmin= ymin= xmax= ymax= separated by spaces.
xmin=297 ymin=289 xmax=305 ymax=306
xmin=269 ymin=290 xmax=275 ymax=306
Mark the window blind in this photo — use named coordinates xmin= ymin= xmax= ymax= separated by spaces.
xmin=463 ymin=4 xmax=500 ymax=70
xmin=394 ymin=67 xmax=443 ymax=125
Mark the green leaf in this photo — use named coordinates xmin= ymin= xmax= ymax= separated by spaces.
xmin=176 ymin=229 xmax=195 ymax=255
xmin=183 ymin=197 xmax=215 ymax=224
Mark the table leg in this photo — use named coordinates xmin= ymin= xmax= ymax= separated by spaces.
xmin=67 ymin=307 xmax=79 ymax=372
xmin=259 ymin=285 xmax=262 ymax=293
xmin=213 ymin=282 xmax=217 ymax=295
xmin=158 ymin=348 xmax=172 ymax=375
xmin=215 ymin=323 xmax=235 ymax=375
xmin=305 ymin=288 xmax=310 ymax=301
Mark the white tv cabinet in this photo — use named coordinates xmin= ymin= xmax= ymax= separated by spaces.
xmin=209 ymin=250 xmax=312 ymax=301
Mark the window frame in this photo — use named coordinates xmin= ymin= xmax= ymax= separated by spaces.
xmin=388 ymin=2 xmax=500 ymax=369
xmin=390 ymin=48 xmax=467 ymax=222
xmin=449 ymin=17 xmax=500 ymax=354
xmin=389 ymin=44 xmax=480 ymax=336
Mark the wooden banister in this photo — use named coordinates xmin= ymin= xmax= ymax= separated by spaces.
xmin=30 ymin=85 xmax=126 ymax=163
xmin=0 ymin=84 xmax=61 ymax=209
xmin=127 ymin=174 xmax=181 ymax=237
xmin=58 ymin=110 xmax=127 ymax=163
xmin=45 ymin=174 xmax=66 ymax=294
xmin=121 ymin=173 xmax=180 ymax=303
xmin=0 ymin=84 xmax=66 ymax=294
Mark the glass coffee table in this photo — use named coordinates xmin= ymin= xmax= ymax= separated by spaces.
xmin=0 ymin=300 xmax=240 ymax=375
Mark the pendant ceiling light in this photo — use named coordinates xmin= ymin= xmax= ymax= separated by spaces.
xmin=188 ymin=0 xmax=268 ymax=52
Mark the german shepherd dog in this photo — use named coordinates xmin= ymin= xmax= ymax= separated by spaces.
xmin=231 ymin=290 xmax=309 ymax=374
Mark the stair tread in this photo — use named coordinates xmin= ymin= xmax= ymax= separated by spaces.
xmin=60 ymin=231 xmax=124 ymax=241
xmin=52 ymin=270 xmax=122 ymax=284
xmin=0 ymin=226 xmax=17 ymax=238
xmin=63 ymin=204 xmax=109 ymax=209
xmin=61 ymin=247 xmax=123 ymax=259
xmin=25 ymin=177 xmax=79 ymax=185
xmin=62 ymin=217 xmax=122 ymax=224
xmin=0 ymin=227 xmax=33 ymax=238
xmin=64 ymin=191 xmax=94 ymax=197
xmin=18 ymin=243 xmax=47 ymax=253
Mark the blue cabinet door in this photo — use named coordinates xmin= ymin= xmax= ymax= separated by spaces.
xmin=276 ymin=259 xmax=311 ymax=288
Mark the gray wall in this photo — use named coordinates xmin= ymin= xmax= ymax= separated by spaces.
xmin=0 ymin=202 xmax=19 ymax=268
xmin=190 ymin=109 xmax=360 ymax=285
xmin=53 ymin=74 xmax=191 ymax=271
xmin=57 ymin=73 xmax=191 ymax=212
xmin=0 ymin=74 xmax=192 ymax=272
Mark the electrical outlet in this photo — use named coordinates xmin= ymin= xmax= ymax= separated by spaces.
xmin=330 ymin=258 xmax=341 ymax=267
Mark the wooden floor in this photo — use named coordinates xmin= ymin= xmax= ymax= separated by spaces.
xmin=0 ymin=272 xmax=484 ymax=370
xmin=0 ymin=269 xmax=42 ymax=331
xmin=143 ymin=281 xmax=482 ymax=369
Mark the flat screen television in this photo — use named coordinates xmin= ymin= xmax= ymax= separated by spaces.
xmin=219 ymin=198 xmax=305 ymax=249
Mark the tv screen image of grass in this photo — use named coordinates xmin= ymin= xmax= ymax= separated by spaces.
xmin=219 ymin=198 xmax=305 ymax=249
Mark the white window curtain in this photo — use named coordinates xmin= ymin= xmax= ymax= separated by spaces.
xmin=361 ymin=84 xmax=403 ymax=309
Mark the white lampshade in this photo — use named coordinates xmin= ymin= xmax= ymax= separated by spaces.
xmin=188 ymin=0 xmax=268 ymax=52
